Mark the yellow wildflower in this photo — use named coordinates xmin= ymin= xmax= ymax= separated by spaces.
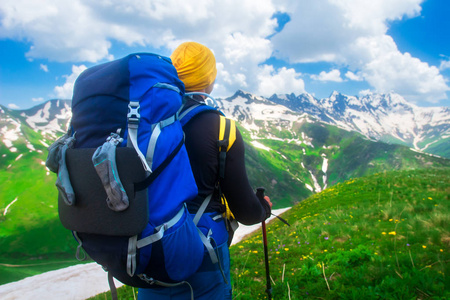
xmin=388 ymin=231 xmax=396 ymax=235
xmin=422 ymin=245 xmax=427 ymax=249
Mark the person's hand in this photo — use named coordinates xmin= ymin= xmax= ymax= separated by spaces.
xmin=264 ymin=196 xmax=272 ymax=208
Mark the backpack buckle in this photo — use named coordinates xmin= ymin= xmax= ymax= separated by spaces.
xmin=127 ymin=101 xmax=141 ymax=124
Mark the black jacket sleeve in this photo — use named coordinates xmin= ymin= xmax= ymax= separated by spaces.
xmin=221 ymin=128 xmax=271 ymax=224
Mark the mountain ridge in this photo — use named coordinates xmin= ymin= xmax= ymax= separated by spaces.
xmin=265 ymin=90 xmax=449 ymax=158
xmin=1 ymin=90 xmax=449 ymax=160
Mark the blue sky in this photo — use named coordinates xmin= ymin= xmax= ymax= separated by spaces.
xmin=0 ymin=0 xmax=449 ymax=110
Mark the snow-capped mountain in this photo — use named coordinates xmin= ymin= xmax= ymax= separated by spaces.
xmin=0 ymin=99 xmax=71 ymax=153
xmin=23 ymin=99 xmax=72 ymax=138
xmin=268 ymin=91 xmax=450 ymax=157
xmin=1 ymin=91 xmax=449 ymax=159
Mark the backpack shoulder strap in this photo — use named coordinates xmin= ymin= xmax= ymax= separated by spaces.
xmin=178 ymin=103 xmax=224 ymax=127
xmin=217 ymin=115 xmax=236 ymax=179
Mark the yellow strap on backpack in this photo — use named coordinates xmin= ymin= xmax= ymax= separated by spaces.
xmin=218 ymin=115 xmax=236 ymax=151
xmin=218 ymin=115 xmax=236 ymax=221
xmin=221 ymin=194 xmax=235 ymax=220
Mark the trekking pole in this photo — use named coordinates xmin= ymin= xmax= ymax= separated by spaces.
xmin=256 ymin=187 xmax=272 ymax=300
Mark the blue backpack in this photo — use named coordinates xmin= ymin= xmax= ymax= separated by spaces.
xmin=46 ymin=53 xmax=222 ymax=298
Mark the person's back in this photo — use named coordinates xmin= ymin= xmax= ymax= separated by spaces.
xmin=138 ymin=41 xmax=271 ymax=300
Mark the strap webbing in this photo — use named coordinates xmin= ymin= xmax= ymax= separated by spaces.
xmin=146 ymin=123 xmax=161 ymax=171
xmin=153 ymin=82 xmax=181 ymax=94
xmin=73 ymin=231 xmax=86 ymax=261
xmin=127 ymin=235 xmax=138 ymax=276
xmin=218 ymin=116 xmax=236 ymax=152
xmin=193 ymin=194 xmax=212 ymax=226
xmin=134 ymin=136 xmax=184 ymax=191
xmin=192 ymin=194 xmax=219 ymax=264
xmin=177 ymin=103 xmax=202 ymax=121
xmin=136 ymin=205 xmax=185 ymax=249
xmin=108 ymin=272 xmax=118 ymax=300
xmin=127 ymin=101 xmax=151 ymax=173
xmin=146 ymin=115 xmax=177 ymax=170
xmin=197 ymin=227 xmax=218 ymax=264
xmin=138 ymin=275 xmax=194 ymax=300
xmin=218 ymin=117 xmax=232 ymax=179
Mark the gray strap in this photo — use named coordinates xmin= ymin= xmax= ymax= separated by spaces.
xmin=137 ymin=223 xmax=166 ymax=249
xmin=212 ymin=214 xmax=223 ymax=221
xmin=73 ymin=231 xmax=86 ymax=261
xmin=160 ymin=115 xmax=176 ymax=128
xmin=108 ymin=272 xmax=118 ymax=300
xmin=193 ymin=194 xmax=212 ymax=226
xmin=127 ymin=235 xmax=138 ymax=277
xmin=136 ymin=206 xmax=185 ymax=249
xmin=127 ymin=101 xmax=151 ymax=173
xmin=146 ymin=123 xmax=161 ymax=171
xmin=197 ymin=227 xmax=218 ymax=264
xmin=192 ymin=194 xmax=219 ymax=264
xmin=153 ymin=82 xmax=181 ymax=94
xmin=146 ymin=115 xmax=177 ymax=171
xmin=138 ymin=275 xmax=194 ymax=300
xmin=177 ymin=103 xmax=202 ymax=121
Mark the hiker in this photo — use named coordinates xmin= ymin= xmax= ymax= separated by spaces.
xmin=137 ymin=42 xmax=273 ymax=299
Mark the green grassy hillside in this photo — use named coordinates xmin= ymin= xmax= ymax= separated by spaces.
xmin=231 ymin=168 xmax=450 ymax=299
xmin=0 ymin=137 xmax=78 ymax=285
xmin=88 ymin=167 xmax=449 ymax=299
xmin=241 ymin=120 xmax=450 ymax=208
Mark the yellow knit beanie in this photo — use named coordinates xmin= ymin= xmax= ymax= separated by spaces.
xmin=170 ymin=42 xmax=217 ymax=92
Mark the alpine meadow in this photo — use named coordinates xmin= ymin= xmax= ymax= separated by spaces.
xmin=1 ymin=91 xmax=449 ymax=299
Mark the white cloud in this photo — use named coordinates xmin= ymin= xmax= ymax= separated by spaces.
xmin=440 ymin=57 xmax=450 ymax=71
xmin=32 ymin=97 xmax=44 ymax=102
xmin=0 ymin=0 xmax=111 ymax=62
xmin=272 ymin=0 xmax=423 ymax=63
xmin=330 ymin=0 xmax=422 ymax=32
xmin=54 ymin=65 xmax=87 ymax=99
xmin=0 ymin=0 xmax=448 ymax=105
xmin=270 ymin=0 xmax=448 ymax=103
xmin=40 ymin=64 xmax=49 ymax=72
xmin=345 ymin=71 xmax=363 ymax=81
xmin=0 ymin=0 xmax=281 ymax=97
xmin=8 ymin=103 xmax=20 ymax=109
xmin=354 ymin=35 xmax=449 ymax=103
xmin=256 ymin=65 xmax=305 ymax=96
xmin=0 ymin=0 xmax=277 ymax=63
xmin=311 ymin=69 xmax=343 ymax=82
